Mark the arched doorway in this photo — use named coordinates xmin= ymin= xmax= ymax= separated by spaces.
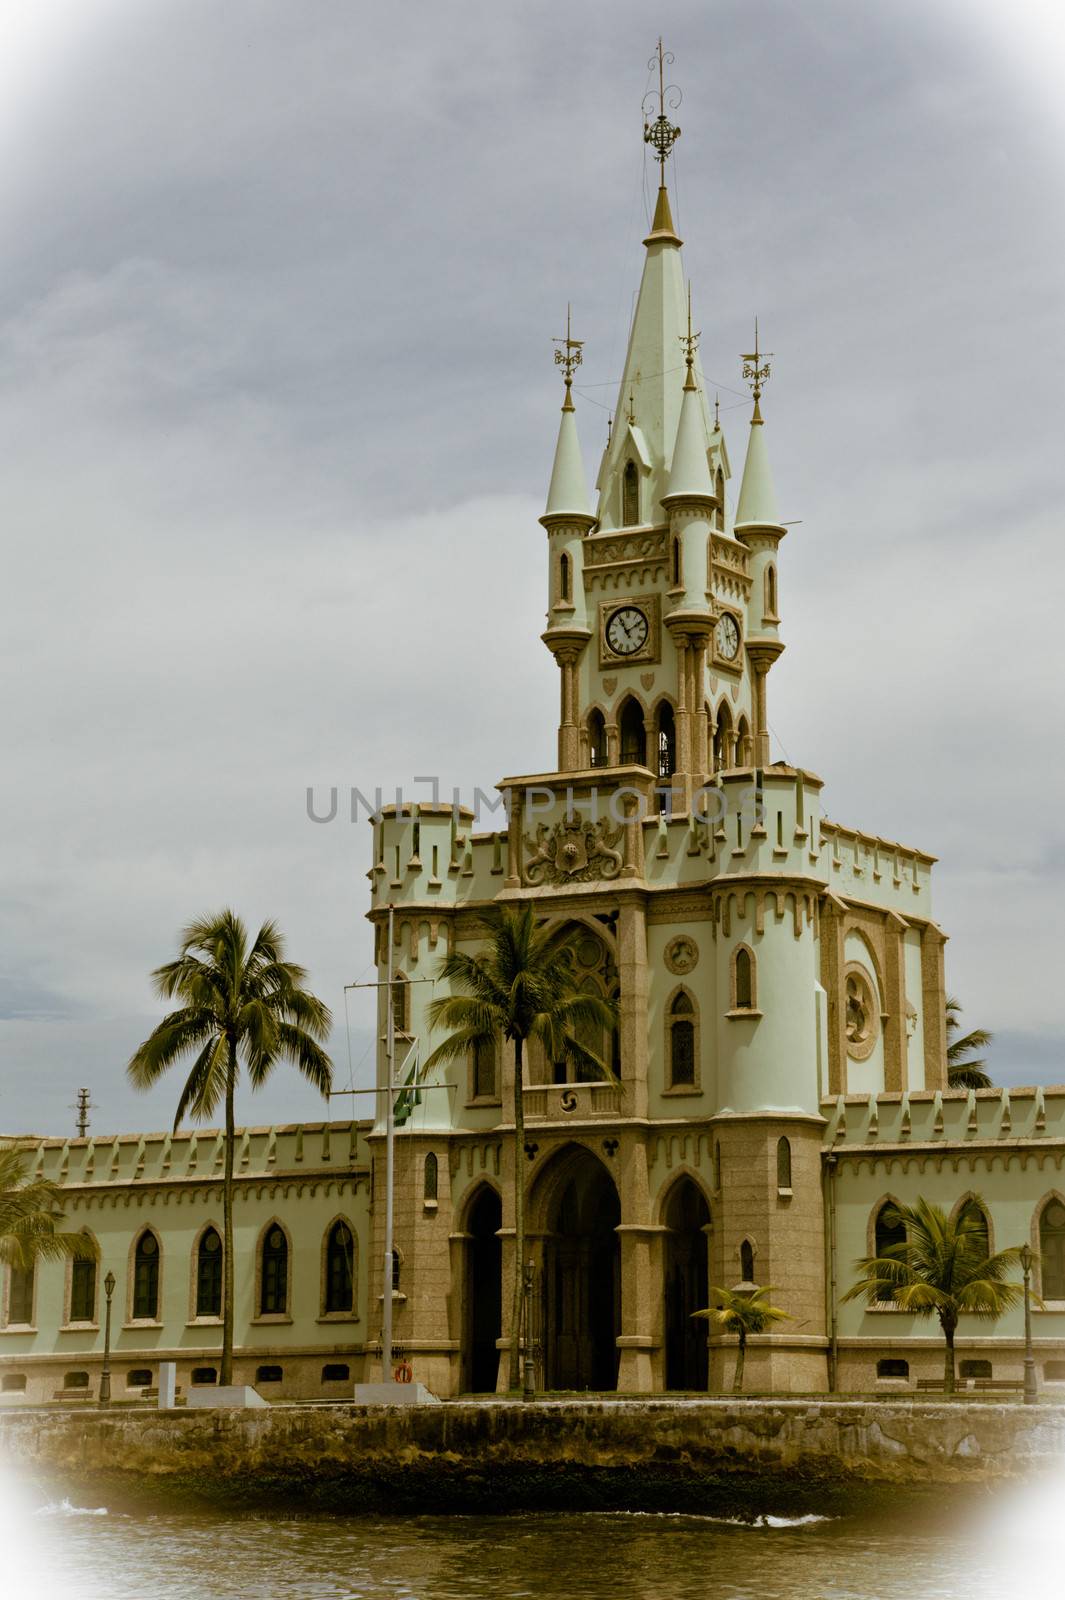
xmin=663 ymin=1177 xmax=710 ymax=1391
xmin=536 ymin=1146 xmax=621 ymax=1391
xmin=465 ymin=1186 xmax=502 ymax=1393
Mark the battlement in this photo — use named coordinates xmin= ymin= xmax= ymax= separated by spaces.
xmin=822 ymin=1088 xmax=1065 ymax=1150
xmin=14 ymin=1120 xmax=372 ymax=1190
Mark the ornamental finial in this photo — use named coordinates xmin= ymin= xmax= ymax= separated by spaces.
xmin=643 ymin=39 xmax=681 ymax=182
xmin=741 ymin=317 xmax=773 ymax=422
xmin=679 ymin=280 xmax=700 ymax=391
xmin=553 ymin=304 xmax=583 ymax=412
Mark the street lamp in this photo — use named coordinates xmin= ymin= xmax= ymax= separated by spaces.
xmin=1019 ymin=1244 xmax=1038 ymax=1405
xmin=100 ymin=1270 xmax=116 ymax=1407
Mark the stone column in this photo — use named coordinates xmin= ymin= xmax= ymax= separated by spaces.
xmin=745 ymin=639 xmax=784 ymax=768
xmin=505 ymin=789 xmax=523 ymax=888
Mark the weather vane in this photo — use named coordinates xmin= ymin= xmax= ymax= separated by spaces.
xmin=626 ymin=382 xmax=637 ymax=426
xmin=552 ymin=304 xmax=584 ymax=411
xmin=679 ymin=281 xmax=700 ymax=388
xmin=741 ymin=318 xmax=773 ymax=409
xmin=643 ymin=38 xmax=681 ymax=180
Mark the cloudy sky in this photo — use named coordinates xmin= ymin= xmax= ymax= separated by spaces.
xmin=1 ymin=0 xmax=1063 ymax=1137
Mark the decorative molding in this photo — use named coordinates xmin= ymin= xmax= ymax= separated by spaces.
xmin=664 ymin=935 xmax=699 ymax=975
xmin=523 ymin=816 xmax=624 ymax=886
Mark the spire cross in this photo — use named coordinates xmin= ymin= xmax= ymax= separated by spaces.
xmin=679 ymin=280 xmax=700 ymax=390
xmin=741 ymin=318 xmax=773 ymax=417
xmin=552 ymin=303 xmax=584 ymax=411
xmin=643 ymin=39 xmax=681 ymax=182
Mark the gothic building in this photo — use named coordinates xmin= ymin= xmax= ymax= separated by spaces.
xmin=3 ymin=86 xmax=1064 ymax=1406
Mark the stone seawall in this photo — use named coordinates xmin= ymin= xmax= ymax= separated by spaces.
xmin=3 ymin=1400 xmax=1064 ymax=1517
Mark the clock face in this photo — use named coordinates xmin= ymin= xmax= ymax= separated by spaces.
xmin=605 ymin=606 xmax=649 ymax=657
xmin=715 ymin=612 xmax=740 ymax=661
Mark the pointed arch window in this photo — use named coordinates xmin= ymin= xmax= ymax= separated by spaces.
xmin=473 ymin=1034 xmax=497 ymax=1100
xmin=670 ymin=535 xmax=681 ymax=587
xmin=732 ymin=945 xmax=756 ymax=1012
xmin=776 ymin=1137 xmax=792 ymax=1192
xmin=656 ymin=702 xmax=676 ymax=809
xmin=324 ymin=1221 xmax=354 ymax=1315
xmin=619 ymin=698 xmax=646 ymax=767
xmin=740 ymin=1240 xmax=755 ymax=1283
xmin=260 ymin=1225 xmax=288 ymax=1316
xmin=764 ymin=563 xmax=778 ymax=619
xmin=559 ymin=551 xmax=572 ymax=605
xmin=622 ymin=460 xmax=639 ymax=526
xmin=1040 ymin=1200 xmax=1065 ymax=1300
xmin=667 ymin=991 xmax=696 ymax=1089
xmin=7 ymin=1264 xmax=34 ymax=1326
xmin=391 ymin=973 xmax=410 ymax=1036
xmin=133 ymin=1232 xmax=160 ymax=1321
xmin=587 ymin=709 xmax=606 ymax=769
xmin=423 ymin=1152 xmax=439 ymax=1203
xmin=713 ymin=703 xmax=733 ymax=772
xmin=69 ymin=1241 xmax=97 ymax=1323
xmin=196 ymin=1227 xmax=223 ymax=1318
xmin=735 ymin=718 xmax=750 ymax=767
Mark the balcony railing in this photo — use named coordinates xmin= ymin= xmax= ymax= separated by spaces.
xmin=522 ymin=1081 xmax=621 ymax=1121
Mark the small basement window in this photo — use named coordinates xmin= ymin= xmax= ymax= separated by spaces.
xmin=322 ymin=1363 xmax=350 ymax=1383
xmin=877 ymin=1359 xmax=909 ymax=1379
xmin=1043 ymin=1360 xmax=1065 ymax=1381
xmin=126 ymin=1368 xmax=152 ymax=1388
xmin=63 ymin=1371 xmax=90 ymax=1390
xmin=256 ymin=1365 xmax=283 ymax=1384
xmin=959 ymin=1359 xmax=992 ymax=1380
xmin=1 ymin=1373 xmax=26 ymax=1393
xmin=191 ymin=1367 xmax=217 ymax=1385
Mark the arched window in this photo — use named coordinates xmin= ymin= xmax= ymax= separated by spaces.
xmin=765 ymin=563 xmax=777 ymax=618
xmin=713 ymin=702 xmax=733 ymax=772
xmin=391 ymin=972 xmax=410 ymax=1036
xmin=715 ymin=467 xmax=725 ymax=530
xmin=619 ymin=698 xmax=646 ymax=767
xmin=670 ymin=536 xmax=681 ymax=587
xmin=1040 ymin=1200 xmax=1065 ymax=1300
xmin=423 ymin=1152 xmax=439 ymax=1203
xmin=732 ymin=945 xmax=756 ymax=1012
xmin=622 ymin=460 xmax=639 ymax=525
xmin=587 ymin=709 xmax=606 ymax=769
xmin=324 ymin=1221 xmax=354 ymax=1314
xmin=875 ymin=1202 xmax=906 ymax=1257
xmin=656 ymin=702 xmax=676 ymax=803
xmin=740 ymin=1240 xmax=755 ymax=1283
xmin=776 ymin=1137 xmax=792 ymax=1191
xmin=390 ymin=1249 xmax=401 ymax=1293
xmin=260 ymin=1225 xmax=288 ymax=1316
xmin=196 ymin=1227 xmax=223 ymax=1318
xmin=668 ymin=991 xmax=696 ymax=1088
xmin=735 ymin=717 xmax=750 ymax=767
xmin=7 ymin=1265 xmax=34 ymax=1326
xmin=69 ymin=1241 xmax=97 ymax=1323
xmin=473 ymin=1035 xmax=497 ymax=1099
xmin=961 ymin=1201 xmax=990 ymax=1261
xmin=559 ymin=551 xmax=572 ymax=604
xmin=133 ymin=1232 xmax=159 ymax=1320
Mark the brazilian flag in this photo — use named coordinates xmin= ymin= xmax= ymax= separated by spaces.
xmin=392 ymin=1048 xmax=422 ymax=1127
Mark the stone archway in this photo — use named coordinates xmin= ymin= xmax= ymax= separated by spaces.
xmin=663 ymin=1176 xmax=710 ymax=1391
xmin=533 ymin=1145 xmax=621 ymax=1392
xmin=464 ymin=1186 xmax=502 ymax=1394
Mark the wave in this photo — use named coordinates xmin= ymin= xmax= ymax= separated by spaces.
xmin=34 ymin=1499 xmax=108 ymax=1518
xmin=596 ymin=1510 xmax=835 ymax=1528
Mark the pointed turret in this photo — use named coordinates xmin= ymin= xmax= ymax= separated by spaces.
xmin=733 ymin=326 xmax=786 ymax=769
xmin=665 ymin=368 xmax=714 ymax=502
xmin=544 ymin=391 xmax=590 ymax=518
xmin=735 ymin=395 xmax=780 ymax=528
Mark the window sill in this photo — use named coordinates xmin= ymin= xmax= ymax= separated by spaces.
xmin=1035 ymin=1302 xmax=1065 ymax=1313
xmin=776 ymin=1187 xmax=793 ymax=1199
xmin=376 ymin=1292 xmax=407 ymax=1305
xmin=186 ymin=1317 xmax=223 ymax=1328
xmin=59 ymin=1321 xmax=99 ymax=1332
xmin=865 ymin=1303 xmax=904 ymax=1313
xmin=251 ymin=1314 xmax=292 ymax=1326
xmin=465 ymin=1097 xmax=502 ymax=1109
xmin=316 ymin=1313 xmax=361 ymax=1325
xmin=122 ymin=1320 xmax=163 ymax=1331
xmin=725 ymin=1008 xmax=763 ymax=1020
xmin=0 ymin=1324 xmax=36 ymax=1335
xmin=423 ymin=1199 xmax=439 ymax=1213
xmin=662 ymin=1085 xmax=702 ymax=1097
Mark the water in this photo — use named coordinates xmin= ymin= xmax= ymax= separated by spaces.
xmin=6 ymin=1493 xmax=1062 ymax=1600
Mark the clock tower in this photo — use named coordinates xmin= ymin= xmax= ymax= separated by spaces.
xmin=540 ymin=83 xmax=787 ymax=806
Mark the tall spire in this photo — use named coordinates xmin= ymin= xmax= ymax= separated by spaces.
xmin=544 ymin=309 xmax=590 ymax=517
xmin=735 ymin=324 xmax=781 ymax=527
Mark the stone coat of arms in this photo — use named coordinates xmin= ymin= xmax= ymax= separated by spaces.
xmin=523 ymin=816 xmax=624 ymax=886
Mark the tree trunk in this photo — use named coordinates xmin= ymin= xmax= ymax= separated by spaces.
xmin=221 ymin=1044 xmax=236 ymax=1388
xmin=943 ymin=1317 xmax=956 ymax=1396
xmin=733 ymin=1330 xmax=746 ymax=1394
xmin=508 ymin=1035 xmax=527 ymax=1392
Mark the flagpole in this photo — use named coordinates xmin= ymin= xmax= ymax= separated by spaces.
xmin=383 ymin=902 xmax=395 ymax=1382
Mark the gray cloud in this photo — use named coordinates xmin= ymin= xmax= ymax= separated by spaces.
xmin=1 ymin=0 xmax=1062 ymax=1135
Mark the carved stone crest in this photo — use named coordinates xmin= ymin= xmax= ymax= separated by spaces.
xmin=664 ymin=935 xmax=699 ymax=976
xmin=523 ymin=816 xmax=624 ymax=885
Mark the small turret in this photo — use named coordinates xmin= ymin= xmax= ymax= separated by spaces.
xmin=734 ymin=325 xmax=787 ymax=766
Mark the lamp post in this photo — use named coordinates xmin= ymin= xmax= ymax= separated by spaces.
xmin=1019 ymin=1244 xmax=1038 ymax=1405
xmin=100 ymin=1270 xmax=116 ymax=1407
xmin=522 ymin=1261 xmax=536 ymax=1402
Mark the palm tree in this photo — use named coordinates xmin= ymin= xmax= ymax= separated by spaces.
xmin=842 ymin=1195 xmax=1021 ymax=1393
xmin=128 ymin=909 xmax=332 ymax=1386
xmin=693 ymin=1285 xmax=791 ymax=1393
xmin=946 ymin=996 xmax=993 ymax=1090
xmin=423 ymin=903 xmax=617 ymax=1391
xmin=0 ymin=1144 xmax=94 ymax=1272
